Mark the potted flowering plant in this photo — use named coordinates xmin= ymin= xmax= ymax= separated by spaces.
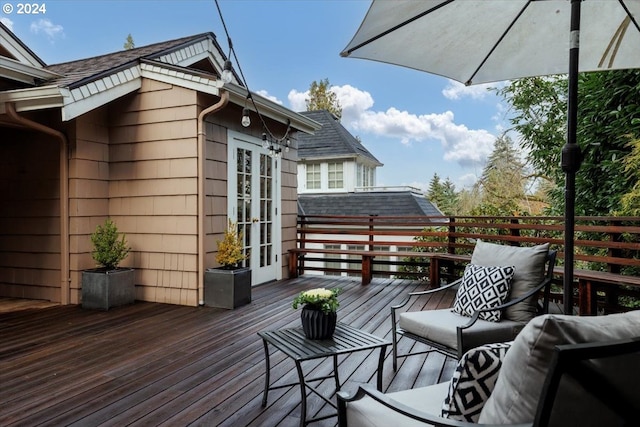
xmin=292 ymin=287 xmax=341 ymax=339
xmin=204 ymin=219 xmax=251 ymax=309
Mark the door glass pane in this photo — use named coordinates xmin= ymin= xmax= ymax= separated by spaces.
xmin=237 ymin=148 xmax=252 ymax=267
xmin=259 ymin=153 xmax=273 ymax=268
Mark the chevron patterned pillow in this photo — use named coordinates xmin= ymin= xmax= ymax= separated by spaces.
xmin=452 ymin=264 xmax=515 ymax=322
xmin=441 ymin=341 xmax=513 ymax=422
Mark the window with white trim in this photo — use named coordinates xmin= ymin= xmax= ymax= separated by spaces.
xmin=306 ymin=163 xmax=321 ymax=189
xmin=328 ymin=162 xmax=344 ymax=189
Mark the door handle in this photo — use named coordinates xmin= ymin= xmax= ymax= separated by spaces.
xmin=252 ymin=217 xmax=260 ymax=223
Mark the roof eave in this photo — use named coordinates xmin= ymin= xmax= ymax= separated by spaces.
xmin=224 ymin=82 xmax=321 ymax=135
xmin=0 ymin=56 xmax=61 ymax=85
xmin=0 ymin=85 xmax=65 ymax=114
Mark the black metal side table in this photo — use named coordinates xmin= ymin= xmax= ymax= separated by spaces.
xmin=258 ymin=323 xmax=390 ymax=426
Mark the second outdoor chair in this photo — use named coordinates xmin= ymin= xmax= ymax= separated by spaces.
xmin=391 ymin=240 xmax=557 ymax=370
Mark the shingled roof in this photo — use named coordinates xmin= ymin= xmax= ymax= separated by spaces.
xmin=44 ymin=33 xmax=224 ymax=88
xmin=297 ymin=110 xmax=381 ymax=165
xmin=298 ymin=191 xmax=442 ymax=217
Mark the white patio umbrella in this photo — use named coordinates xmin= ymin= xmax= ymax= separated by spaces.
xmin=341 ymin=0 xmax=640 ymax=315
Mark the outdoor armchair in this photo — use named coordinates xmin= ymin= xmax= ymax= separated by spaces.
xmin=338 ymin=311 xmax=640 ymax=427
xmin=392 ymin=241 xmax=556 ymax=370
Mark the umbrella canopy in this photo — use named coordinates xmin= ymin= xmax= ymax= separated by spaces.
xmin=341 ymin=1 xmax=640 ymax=85
xmin=341 ymin=0 xmax=640 ymax=314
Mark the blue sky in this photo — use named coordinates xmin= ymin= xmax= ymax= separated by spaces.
xmin=2 ymin=0 xmax=510 ymax=191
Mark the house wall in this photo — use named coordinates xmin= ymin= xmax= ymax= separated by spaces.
xmin=68 ymin=107 xmax=111 ymax=304
xmin=281 ymin=136 xmax=299 ymax=278
xmin=68 ymin=80 xmax=203 ymax=306
xmin=0 ymin=123 xmax=62 ymax=301
xmin=202 ymin=100 xmax=298 ymax=281
xmin=106 ymin=80 xmax=201 ymax=306
xmin=2 ymin=80 xmax=301 ymax=306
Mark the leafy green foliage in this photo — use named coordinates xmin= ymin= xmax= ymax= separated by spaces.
xmin=292 ymin=287 xmax=341 ymax=314
xmin=496 ymin=70 xmax=640 ymax=216
xmin=619 ymin=138 xmax=640 ymax=215
xmin=91 ymin=219 xmax=130 ymax=270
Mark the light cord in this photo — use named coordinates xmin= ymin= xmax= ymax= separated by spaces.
xmin=214 ymin=0 xmax=292 ymax=145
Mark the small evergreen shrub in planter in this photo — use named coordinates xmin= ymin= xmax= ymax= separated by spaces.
xmin=82 ymin=219 xmax=135 ymax=310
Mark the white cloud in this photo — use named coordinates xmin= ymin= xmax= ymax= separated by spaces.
xmin=1 ymin=18 xmax=14 ymax=31
xmin=285 ymin=83 xmax=495 ymax=169
xmin=442 ymin=79 xmax=495 ymax=100
xmin=287 ymin=89 xmax=307 ymax=112
xmin=30 ymin=19 xmax=64 ymax=41
xmin=256 ymin=90 xmax=283 ymax=105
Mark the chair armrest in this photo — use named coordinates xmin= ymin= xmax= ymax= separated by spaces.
xmin=337 ymin=385 xmax=531 ymax=427
xmin=391 ymin=278 xmax=462 ymax=311
xmin=409 ymin=278 xmax=462 ymax=296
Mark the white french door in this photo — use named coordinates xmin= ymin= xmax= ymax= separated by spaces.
xmin=228 ymin=131 xmax=281 ymax=285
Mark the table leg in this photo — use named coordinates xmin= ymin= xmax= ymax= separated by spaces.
xmin=376 ymin=345 xmax=388 ymax=391
xmin=294 ymin=360 xmax=309 ymax=427
xmin=261 ymin=339 xmax=271 ymax=407
xmin=333 ymin=354 xmax=340 ymax=391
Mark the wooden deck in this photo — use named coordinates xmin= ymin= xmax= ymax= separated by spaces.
xmin=0 ymin=275 xmax=458 ymax=427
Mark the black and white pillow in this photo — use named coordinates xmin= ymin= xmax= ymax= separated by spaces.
xmin=452 ymin=264 xmax=514 ymax=322
xmin=441 ymin=341 xmax=513 ymax=422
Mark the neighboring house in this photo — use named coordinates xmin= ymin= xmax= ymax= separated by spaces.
xmin=296 ymin=110 xmax=382 ymax=193
xmin=295 ymin=110 xmax=442 ymax=278
xmin=0 ymin=23 xmax=319 ymax=306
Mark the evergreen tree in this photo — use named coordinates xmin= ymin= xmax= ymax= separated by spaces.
xmin=473 ymin=135 xmax=527 ymax=215
xmin=306 ymin=78 xmax=342 ymax=119
xmin=123 ymin=34 xmax=135 ymax=50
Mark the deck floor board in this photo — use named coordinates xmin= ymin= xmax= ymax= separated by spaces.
xmin=0 ymin=276 xmax=458 ymax=427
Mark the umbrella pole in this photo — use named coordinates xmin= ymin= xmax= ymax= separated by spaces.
xmin=562 ymin=0 xmax=583 ymax=315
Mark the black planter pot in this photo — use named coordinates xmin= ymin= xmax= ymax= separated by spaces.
xmin=204 ymin=267 xmax=251 ymax=309
xmin=81 ymin=268 xmax=135 ymax=310
xmin=301 ymin=306 xmax=337 ymax=340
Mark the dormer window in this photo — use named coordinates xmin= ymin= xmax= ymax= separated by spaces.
xmin=306 ymin=163 xmax=321 ymax=189
xmin=328 ymin=162 xmax=344 ymax=189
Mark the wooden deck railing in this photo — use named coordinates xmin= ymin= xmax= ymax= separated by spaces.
xmin=293 ymin=214 xmax=640 ymax=315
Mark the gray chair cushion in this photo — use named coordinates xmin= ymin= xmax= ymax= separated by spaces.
xmin=479 ymin=310 xmax=640 ymax=425
xmin=399 ymin=309 xmax=523 ymax=352
xmin=471 ymin=240 xmax=549 ymax=322
xmin=345 ymin=382 xmax=450 ymax=427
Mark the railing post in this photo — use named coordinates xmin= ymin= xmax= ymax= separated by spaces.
xmin=299 ymin=215 xmax=306 ymax=276
xmin=368 ymin=214 xmax=377 ymax=252
xmin=510 ymin=218 xmax=520 ymax=246
xmin=367 ymin=214 xmax=378 ymax=281
xmin=606 ymin=218 xmax=622 ymax=311
xmin=447 ymin=216 xmax=455 ymax=254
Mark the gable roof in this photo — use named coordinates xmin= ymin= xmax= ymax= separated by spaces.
xmin=298 ymin=191 xmax=442 ymax=217
xmin=297 ymin=110 xmax=381 ymax=165
xmin=0 ymin=21 xmax=60 ymax=86
xmin=0 ymin=28 xmax=319 ymax=133
xmin=45 ymin=33 xmax=225 ymax=88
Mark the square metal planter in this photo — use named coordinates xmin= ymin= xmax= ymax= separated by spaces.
xmin=82 ymin=268 xmax=135 ymax=310
xmin=204 ymin=267 xmax=251 ymax=309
